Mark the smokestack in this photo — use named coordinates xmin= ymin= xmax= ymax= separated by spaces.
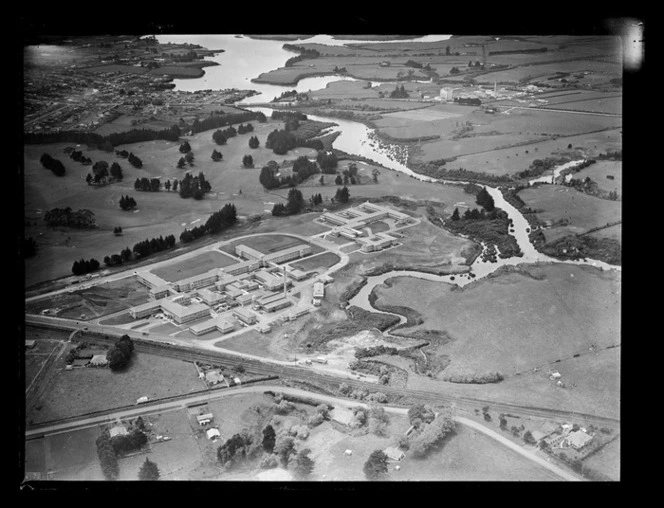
xmin=283 ymin=266 xmax=287 ymax=298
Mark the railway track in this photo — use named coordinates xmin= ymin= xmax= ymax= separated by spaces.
xmin=64 ymin=329 xmax=620 ymax=429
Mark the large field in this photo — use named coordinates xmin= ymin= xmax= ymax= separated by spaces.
xmin=25 ymin=276 xmax=149 ymax=320
xmin=518 ymin=184 xmax=622 ymax=242
xmin=26 ymin=344 xmax=203 ymax=425
xmin=371 ymin=263 xmax=620 ymax=417
xmin=151 ymin=250 xmax=239 ymax=282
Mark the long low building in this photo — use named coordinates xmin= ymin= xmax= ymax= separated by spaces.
xmin=190 ymin=316 xmax=235 ymax=336
xmin=137 ymin=271 xmax=169 ymax=289
xmin=233 ymin=307 xmax=257 ymax=324
xmin=263 ymin=298 xmax=291 ymax=313
xmin=129 ymin=295 xmax=210 ymax=324
xmin=358 ymin=232 xmax=397 ymax=252
xmin=321 ymin=201 xmax=411 ymax=229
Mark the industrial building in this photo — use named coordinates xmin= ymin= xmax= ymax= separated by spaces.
xmin=233 ymin=307 xmax=257 ymax=325
xmin=262 ymin=297 xmax=292 ymax=313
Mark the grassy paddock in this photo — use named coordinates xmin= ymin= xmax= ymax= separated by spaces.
xmin=151 ymin=250 xmax=239 ymax=282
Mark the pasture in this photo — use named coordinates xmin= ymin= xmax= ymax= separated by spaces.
xmin=151 ymin=250 xmax=239 ymax=283
xmin=373 ymin=263 xmax=620 ymax=416
xmin=569 ymin=160 xmax=622 ymax=195
xmin=518 ymin=184 xmax=622 ymax=241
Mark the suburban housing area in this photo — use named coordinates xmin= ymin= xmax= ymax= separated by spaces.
xmin=22 ymin=30 xmax=624 ymax=484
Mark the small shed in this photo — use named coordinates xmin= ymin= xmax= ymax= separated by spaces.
xmin=89 ymin=354 xmax=108 ymax=367
xmin=25 ymin=340 xmax=36 ymax=349
xmin=109 ymin=425 xmax=128 ymax=438
xmin=197 ymin=413 xmax=214 ymax=426
xmin=343 ymin=449 xmax=353 ymax=456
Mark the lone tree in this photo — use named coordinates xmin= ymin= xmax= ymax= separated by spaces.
xmin=179 ymin=141 xmax=192 ymax=153
xmin=242 ymin=154 xmax=253 ymax=167
xmin=262 ymin=425 xmax=276 ymax=453
xmin=335 ymin=186 xmax=350 ymax=203
xmin=248 ymin=135 xmax=260 ymax=149
xmin=211 ymin=149 xmax=223 ymax=162
xmin=451 ymin=207 xmax=460 ymax=221
xmin=363 ymin=450 xmax=389 ymax=481
xmin=138 ymin=457 xmax=161 ymax=481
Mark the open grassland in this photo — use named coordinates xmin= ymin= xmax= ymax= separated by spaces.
xmin=25 ymin=276 xmax=149 ymax=320
xmin=151 ymin=250 xmax=239 ymax=282
xmin=429 ymin=129 xmax=621 ymax=177
xmin=409 ymin=107 xmax=621 ymax=171
xmin=582 ymin=434 xmax=620 ymax=481
xmin=373 ymin=263 xmax=620 ymax=412
xmin=518 ymin=185 xmax=622 ymax=241
xmin=478 ymin=59 xmax=622 ymax=85
xmin=541 ymin=96 xmax=621 ymax=115
xmin=568 ymin=160 xmax=622 ymax=195
xmin=25 ymin=340 xmax=61 ymax=389
xmin=26 ymin=349 xmax=202 ymax=425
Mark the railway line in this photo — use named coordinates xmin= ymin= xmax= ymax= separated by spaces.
xmin=29 ymin=324 xmax=619 ymax=430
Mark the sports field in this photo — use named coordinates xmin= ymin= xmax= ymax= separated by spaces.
xmin=289 ymin=251 xmax=341 ymax=271
xmin=151 ymin=250 xmax=239 ymax=282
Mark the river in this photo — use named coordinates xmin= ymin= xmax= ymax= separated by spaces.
xmin=153 ymin=33 xmax=620 ymax=312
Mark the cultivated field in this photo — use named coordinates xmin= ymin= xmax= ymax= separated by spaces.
xmin=151 ymin=250 xmax=239 ymax=282
xmin=518 ymin=185 xmax=622 ymax=242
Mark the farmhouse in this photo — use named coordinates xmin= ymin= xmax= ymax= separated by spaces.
xmin=89 ymin=354 xmax=108 ymax=367
xmin=383 ymin=447 xmax=406 ymax=461
xmin=562 ymin=430 xmax=593 ymax=450
xmin=197 ymin=413 xmax=214 ymax=426
xmin=109 ymin=425 xmax=128 ymax=438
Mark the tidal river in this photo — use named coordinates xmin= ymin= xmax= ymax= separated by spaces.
xmin=154 ymin=33 xmax=620 ymax=306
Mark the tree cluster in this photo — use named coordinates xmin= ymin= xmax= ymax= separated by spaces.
xmin=316 ymin=151 xmax=338 ymax=173
xmin=212 ymin=126 xmax=237 ymax=145
xmin=191 ymin=111 xmax=265 ymax=136
xmin=390 ymin=84 xmax=409 ymax=98
xmin=363 ymin=450 xmax=389 ymax=480
xmin=272 ymin=187 xmax=305 ymax=216
xmin=468 ymin=60 xmax=483 ymax=67
xmin=449 ymin=66 xmax=461 ymax=74
xmin=335 ymin=186 xmax=350 ymax=203
xmin=69 ymin=149 xmax=92 ymax=165
xmin=217 ymin=432 xmax=255 ymax=469
xmin=211 ymin=149 xmax=223 ymax=162
xmin=248 ymin=135 xmax=260 ymax=149
xmin=475 ymin=186 xmax=495 ymax=211
xmin=39 ymin=153 xmax=66 ymax=176
xmin=179 ymin=141 xmax=192 ymax=153
xmin=237 ymin=123 xmax=254 ymax=134
xmin=309 ymin=193 xmax=323 ymax=206
xmin=44 ymin=207 xmax=96 ymax=229
xmin=409 ymin=415 xmax=456 ymax=458
xmin=128 ymin=152 xmax=143 ymax=168
xmin=71 ymin=258 xmax=100 ymax=275
xmin=282 ymin=45 xmax=320 ymax=67
xmin=119 ymin=195 xmax=137 ymax=211
xmin=181 ymin=203 xmax=238 ymax=243
xmin=96 ymin=432 xmax=119 ymax=480
xmin=179 ymin=171 xmax=211 ymax=199
xmin=266 ymin=128 xmax=297 ymax=155
xmin=106 ymin=334 xmax=135 ymax=371
xmin=111 ymin=429 xmax=148 ymax=455
xmin=134 ymin=177 xmax=161 ymax=192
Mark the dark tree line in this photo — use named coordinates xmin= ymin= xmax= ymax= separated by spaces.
xmin=132 ymin=234 xmax=176 ymax=258
xmin=26 ymin=124 xmax=182 ymax=149
xmin=475 ymin=187 xmax=495 ymax=211
xmin=128 ymin=152 xmax=143 ymax=168
xmin=71 ymin=258 xmax=100 ymax=275
xmin=282 ymin=45 xmax=320 ymax=67
xmin=119 ymin=195 xmax=137 ymax=210
xmin=134 ymin=177 xmax=161 ymax=192
xmin=180 ymin=203 xmax=238 ymax=243
xmin=40 ymin=153 xmax=66 ymax=176
xmin=191 ymin=110 xmax=265 ymax=136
